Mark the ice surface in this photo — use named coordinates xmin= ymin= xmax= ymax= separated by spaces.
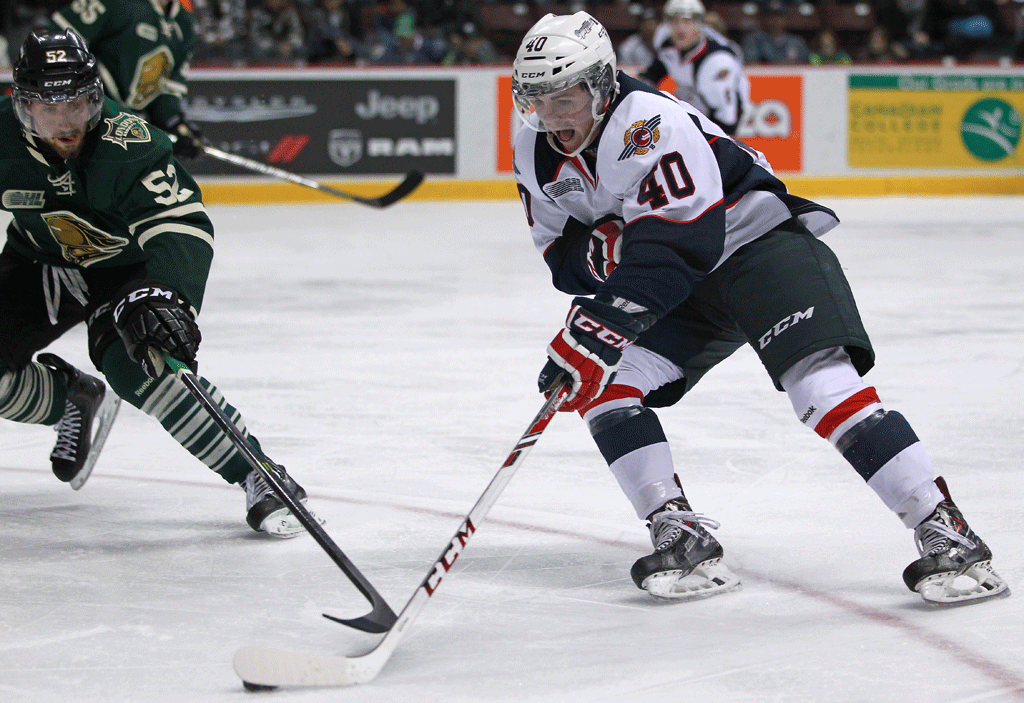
xmin=2 ymin=196 xmax=1022 ymax=702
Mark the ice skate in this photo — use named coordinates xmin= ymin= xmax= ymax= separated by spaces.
xmin=630 ymin=498 xmax=740 ymax=601
xmin=38 ymin=353 xmax=121 ymax=490
xmin=244 ymin=462 xmax=323 ymax=538
xmin=902 ymin=477 xmax=1009 ymax=606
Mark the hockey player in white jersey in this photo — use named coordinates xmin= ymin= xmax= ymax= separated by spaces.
xmin=511 ymin=12 xmax=1008 ymax=606
xmin=639 ymin=0 xmax=750 ymax=135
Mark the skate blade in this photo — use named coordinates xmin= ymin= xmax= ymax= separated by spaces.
xmin=260 ymin=499 xmax=326 ymax=539
xmin=70 ymin=393 xmax=122 ymax=491
xmin=643 ymin=557 xmax=741 ymax=601
xmin=917 ymin=561 xmax=1011 ymax=607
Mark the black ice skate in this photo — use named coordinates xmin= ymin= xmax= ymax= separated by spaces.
xmin=244 ymin=462 xmax=323 ymax=538
xmin=902 ymin=477 xmax=1009 ymax=606
xmin=38 ymin=353 xmax=121 ymax=490
xmin=630 ymin=498 xmax=740 ymax=601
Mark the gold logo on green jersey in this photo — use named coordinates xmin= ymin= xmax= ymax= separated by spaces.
xmin=43 ymin=211 xmax=130 ymax=266
xmin=128 ymin=47 xmax=174 ymax=109
xmin=102 ymin=113 xmax=152 ymax=150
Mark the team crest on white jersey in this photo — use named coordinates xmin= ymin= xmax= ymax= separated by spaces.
xmin=43 ymin=211 xmax=130 ymax=266
xmin=619 ymin=115 xmax=662 ymax=160
xmin=102 ymin=113 xmax=152 ymax=149
xmin=48 ymin=171 xmax=76 ymax=197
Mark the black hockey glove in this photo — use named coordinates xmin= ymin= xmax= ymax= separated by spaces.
xmin=538 ymin=296 xmax=649 ymax=413
xmin=165 ymin=113 xmax=204 ymax=160
xmin=112 ymin=280 xmax=201 ymax=378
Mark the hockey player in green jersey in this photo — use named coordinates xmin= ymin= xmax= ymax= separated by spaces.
xmin=1 ymin=28 xmax=316 ymax=537
xmin=49 ymin=0 xmax=204 ymax=160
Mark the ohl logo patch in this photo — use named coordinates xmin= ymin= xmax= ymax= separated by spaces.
xmin=618 ymin=115 xmax=661 ymax=161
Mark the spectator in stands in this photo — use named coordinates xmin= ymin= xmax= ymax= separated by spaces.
xmin=0 ymin=34 xmax=9 ymax=69
xmin=248 ymin=0 xmax=307 ymax=63
xmin=1013 ymin=0 xmax=1024 ymax=60
xmin=304 ymin=0 xmax=364 ymax=64
xmin=374 ymin=13 xmax=448 ymax=64
xmin=192 ymin=0 xmax=248 ymax=64
xmin=874 ymin=0 xmax=936 ymax=59
xmin=417 ymin=0 xmax=479 ymax=40
xmin=372 ymin=0 xmax=416 ymax=39
xmin=442 ymin=21 xmax=500 ymax=65
xmin=809 ymin=29 xmax=851 ymax=64
xmin=921 ymin=0 xmax=1010 ymax=60
xmin=857 ymin=24 xmax=900 ymax=62
xmin=617 ymin=7 xmax=661 ymax=68
xmin=742 ymin=2 xmax=809 ymax=63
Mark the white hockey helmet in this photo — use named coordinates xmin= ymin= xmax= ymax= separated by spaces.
xmin=511 ymin=12 xmax=618 ymax=154
xmin=664 ymin=0 xmax=706 ymax=19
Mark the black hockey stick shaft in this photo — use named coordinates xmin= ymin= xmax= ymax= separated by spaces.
xmin=326 ymin=379 xmax=572 ymax=633
xmin=162 ymin=354 xmax=398 ymax=633
xmin=199 ymin=144 xmax=423 ymax=208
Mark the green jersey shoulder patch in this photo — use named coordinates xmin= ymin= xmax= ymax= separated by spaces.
xmin=102 ymin=113 xmax=152 ymax=149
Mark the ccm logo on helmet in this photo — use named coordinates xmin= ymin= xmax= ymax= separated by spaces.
xmin=520 ymin=71 xmax=546 ymax=78
xmin=570 ymin=310 xmax=631 ymax=349
xmin=45 ymin=79 xmax=73 ymax=87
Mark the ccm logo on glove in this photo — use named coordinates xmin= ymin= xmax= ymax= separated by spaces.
xmin=112 ymin=280 xmax=201 ymax=378
xmin=112 ymin=286 xmax=175 ymax=324
xmin=569 ymin=310 xmax=633 ymax=350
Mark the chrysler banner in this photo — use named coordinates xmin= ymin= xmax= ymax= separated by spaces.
xmin=183 ymin=77 xmax=456 ymax=176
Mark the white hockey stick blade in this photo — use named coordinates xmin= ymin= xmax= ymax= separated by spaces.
xmin=642 ymin=558 xmax=741 ymax=601
xmin=234 ymin=523 xmax=453 ymax=688
xmin=235 ymin=647 xmax=373 ymax=689
xmin=234 ymin=586 xmax=432 ymax=688
xmin=70 ymin=392 xmax=121 ymax=491
xmin=916 ymin=561 xmax=1010 ymax=607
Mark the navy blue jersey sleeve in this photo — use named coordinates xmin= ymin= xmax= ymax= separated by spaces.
xmin=541 ymin=217 xmax=603 ymax=296
xmin=600 ymin=204 xmax=726 ymax=317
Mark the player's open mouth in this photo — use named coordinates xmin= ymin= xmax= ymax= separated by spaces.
xmin=555 ymin=129 xmax=576 ymax=143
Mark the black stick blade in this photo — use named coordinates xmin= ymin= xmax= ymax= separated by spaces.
xmin=322 ymin=610 xmax=395 ymax=634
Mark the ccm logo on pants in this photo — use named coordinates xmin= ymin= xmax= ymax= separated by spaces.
xmin=759 ymin=307 xmax=814 ymax=349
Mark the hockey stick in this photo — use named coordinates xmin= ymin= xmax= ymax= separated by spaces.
xmin=199 ymin=144 xmax=423 ymax=208
xmin=161 ymin=353 xmax=398 ymax=634
xmin=233 ymin=380 xmax=572 ymax=689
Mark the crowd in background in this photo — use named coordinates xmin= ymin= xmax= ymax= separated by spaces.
xmin=0 ymin=0 xmax=1021 ymax=70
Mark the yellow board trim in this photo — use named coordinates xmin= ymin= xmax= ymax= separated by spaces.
xmin=197 ymin=176 xmax=1024 ymax=205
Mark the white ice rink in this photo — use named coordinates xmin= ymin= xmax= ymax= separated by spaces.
xmin=2 ymin=196 xmax=1022 ymax=703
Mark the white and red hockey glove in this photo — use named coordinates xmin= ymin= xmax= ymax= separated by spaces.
xmin=586 ymin=217 xmax=624 ymax=282
xmin=538 ymin=296 xmax=646 ymax=413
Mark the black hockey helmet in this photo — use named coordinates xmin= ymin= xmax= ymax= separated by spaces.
xmin=12 ymin=28 xmax=104 ymax=137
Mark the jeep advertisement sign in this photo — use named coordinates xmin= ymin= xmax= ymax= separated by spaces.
xmin=183 ymin=77 xmax=456 ymax=176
